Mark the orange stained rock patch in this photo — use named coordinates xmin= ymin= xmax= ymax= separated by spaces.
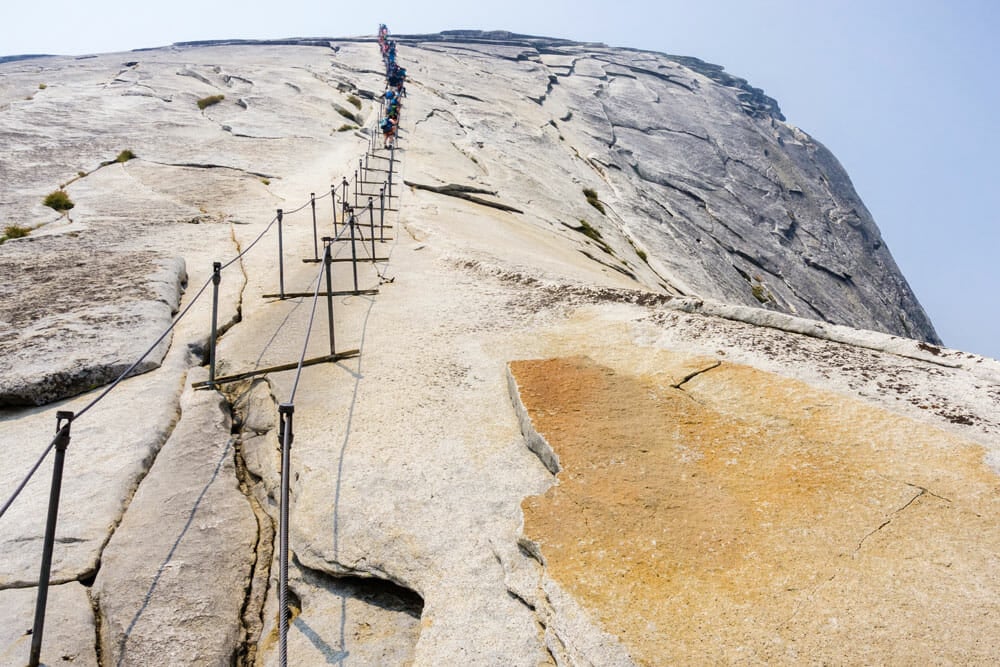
xmin=511 ymin=355 xmax=1000 ymax=665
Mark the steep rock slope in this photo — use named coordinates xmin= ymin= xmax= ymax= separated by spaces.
xmin=388 ymin=31 xmax=939 ymax=343
xmin=1 ymin=33 xmax=996 ymax=667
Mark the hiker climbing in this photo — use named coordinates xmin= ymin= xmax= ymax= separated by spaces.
xmin=375 ymin=24 xmax=406 ymax=149
xmin=380 ymin=115 xmax=397 ymax=149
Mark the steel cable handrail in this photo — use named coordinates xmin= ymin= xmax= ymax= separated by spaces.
xmin=286 ymin=249 xmax=330 ymax=404
xmin=1 ymin=185 xmax=337 ymax=519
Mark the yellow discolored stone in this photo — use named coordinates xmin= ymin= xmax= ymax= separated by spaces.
xmin=512 ymin=355 xmax=1000 ymax=665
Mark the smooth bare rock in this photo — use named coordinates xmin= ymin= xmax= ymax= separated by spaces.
xmin=92 ymin=367 xmax=256 ymax=667
xmin=0 ymin=582 xmax=98 ymax=666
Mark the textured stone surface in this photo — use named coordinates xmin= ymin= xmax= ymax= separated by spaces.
xmin=0 ymin=248 xmax=186 ymax=406
xmin=0 ymin=582 xmax=98 ymax=667
xmin=0 ymin=349 xmax=187 ymax=588
xmin=92 ymin=366 xmax=256 ymax=667
xmin=391 ymin=31 xmax=939 ymax=343
xmin=510 ymin=355 xmax=1000 ymax=664
xmin=0 ymin=33 xmax=996 ymax=667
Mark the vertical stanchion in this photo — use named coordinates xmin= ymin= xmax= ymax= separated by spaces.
xmin=388 ymin=144 xmax=395 ymax=200
xmin=276 ymin=209 xmax=286 ymax=300
xmin=341 ymin=178 xmax=348 ymax=211
xmin=359 ymin=158 xmax=364 ymax=185
xmin=379 ymin=186 xmax=386 ymax=242
xmin=354 ymin=170 xmax=359 ymax=208
xmin=309 ymin=193 xmax=319 ymax=262
xmin=28 ymin=411 xmax=74 ymax=667
xmin=323 ymin=238 xmax=336 ymax=355
xmin=277 ymin=403 xmax=294 ymax=667
xmin=368 ymin=197 xmax=376 ymax=258
xmin=330 ymin=185 xmax=338 ymax=235
xmin=209 ymin=261 xmax=221 ymax=385
xmin=349 ymin=214 xmax=359 ymax=293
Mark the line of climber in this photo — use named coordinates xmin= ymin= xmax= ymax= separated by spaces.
xmin=378 ymin=24 xmax=407 ymax=150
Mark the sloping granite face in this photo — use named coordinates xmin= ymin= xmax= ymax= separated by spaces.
xmin=1 ymin=34 xmax=990 ymax=667
xmin=388 ymin=31 xmax=939 ymax=343
xmin=510 ymin=355 xmax=1000 ymax=665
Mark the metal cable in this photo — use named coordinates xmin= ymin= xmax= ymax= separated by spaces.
xmin=75 ymin=276 xmax=214 ymax=421
xmin=220 ymin=214 xmax=279 ymax=271
xmin=0 ymin=431 xmax=61 ymax=520
xmin=2 ymin=42 xmax=404 ymax=520
xmin=286 ymin=251 xmax=329 ymax=404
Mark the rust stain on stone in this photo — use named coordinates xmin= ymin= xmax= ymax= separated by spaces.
xmin=511 ymin=355 xmax=1000 ymax=664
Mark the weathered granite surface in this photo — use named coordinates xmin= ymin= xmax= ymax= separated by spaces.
xmin=0 ymin=33 xmax=995 ymax=667
xmin=92 ymin=367 xmax=257 ymax=666
xmin=510 ymin=354 xmax=1000 ymax=664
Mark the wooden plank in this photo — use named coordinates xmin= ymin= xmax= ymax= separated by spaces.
xmin=261 ymin=289 xmax=379 ymax=298
xmin=192 ymin=350 xmax=360 ymax=388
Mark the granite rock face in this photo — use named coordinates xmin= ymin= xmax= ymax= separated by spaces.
xmin=386 ymin=31 xmax=939 ymax=343
xmin=1 ymin=32 xmax=995 ymax=667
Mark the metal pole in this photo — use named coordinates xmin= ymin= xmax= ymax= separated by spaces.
xmin=330 ymin=185 xmax=338 ymax=235
xmin=341 ymin=177 xmax=348 ymax=210
xmin=28 ymin=411 xmax=74 ymax=667
xmin=359 ymin=158 xmax=364 ymax=185
xmin=323 ymin=238 xmax=336 ymax=356
xmin=354 ymin=170 xmax=359 ymax=208
xmin=277 ymin=209 xmax=285 ymax=300
xmin=277 ymin=403 xmax=294 ymax=667
xmin=310 ymin=193 xmax=319 ymax=262
xmin=349 ymin=214 xmax=359 ymax=293
xmin=388 ymin=145 xmax=395 ymax=200
xmin=368 ymin=197 xmax=376 ymax=259
xmin=209 ymin=261 xmax=221 ymax=385
xmin=380 ymin=186 xmax=386 ymax=242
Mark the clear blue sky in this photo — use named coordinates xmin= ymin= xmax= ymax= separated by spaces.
xmin=4 ymin=1 xmax=997 ymax=359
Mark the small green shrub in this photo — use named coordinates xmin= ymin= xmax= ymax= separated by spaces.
xmin=115 ymin=149 xmax=136 ymax=163
xmin=1 ymin=224 xmax=31 ymax=244
xmin=260 ymin=177 xmax=271 ymax=185
xmin=636 ymin=248 xmax=648 ymax=262
xmin=197 ymin=94 xmax=225 ymax=110
xmin=337 ymin=124 xmax=355 ymax=132
xmin=583 ymin=188 xmax=605 ymax=215
xmin=77 ymin=171 xmax=87 ymax=177
xmin=346 ymin=94 xmax=362 ymax=109
xmin=38 ymin=83 xmax=47 ymax=90
xmin=43 ymin=190 xmax=74 ymax=211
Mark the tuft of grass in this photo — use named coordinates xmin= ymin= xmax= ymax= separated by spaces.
xmin=751 ymin=283 xmax=774 ymax=304
xmin=1 ymin=224 xmax=31 ymax=244
xmin=346 ymin=94 xmax=362 ymax=109
xmin=636 ymin=248 xmax=647 ymax=262
xmin=572 ymin=219 xmax=615 ymax=256
xmin=334 ymin=105 xmax=361 ymax=124
xmin=583 ymin=188 xmax=605 ymax=215
xmin=77 ymin=171 xmax=87 ymax=177
xmin=197 ymin=94 xmax=225 ymax=110
xmin=38 ymin=83 xmax=47 ymax=90
xmin=577 ymin=219 xmax=603 ymax=243
xmin=337 ymin=124 xmax=355 ymax=132
xmin=115 ymin=149 xmax=136 ymax=163
xmin=43 ymin=190 xmax=74 ymax=212
xmin=260 ymin=177 xmax=271 ymax=186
